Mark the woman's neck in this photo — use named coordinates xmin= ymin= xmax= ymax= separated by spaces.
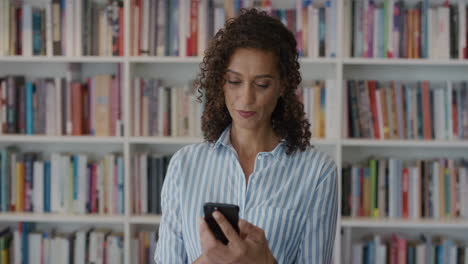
xmin=229 ymin=123 xmax=281 ymax=158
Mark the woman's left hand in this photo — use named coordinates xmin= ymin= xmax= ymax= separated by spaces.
xmin=197 ymin=211 xmax=277 ymax=264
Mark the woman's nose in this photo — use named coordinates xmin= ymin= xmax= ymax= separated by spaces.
xmin=240 ymin=83 xmax=256 ymax=105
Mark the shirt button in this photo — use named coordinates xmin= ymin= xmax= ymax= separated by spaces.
xmin=258 ymin=156 xmax=263 ymax=160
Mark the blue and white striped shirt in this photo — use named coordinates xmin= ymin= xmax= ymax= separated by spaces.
xmin=155 ymin=125 xmax=338 ymax=263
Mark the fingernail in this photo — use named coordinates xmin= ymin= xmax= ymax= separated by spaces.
xmin=213 ymin=211 xmax=220 ymax=219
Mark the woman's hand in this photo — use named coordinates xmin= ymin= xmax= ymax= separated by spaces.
xmin=195 ymin=211 xmax=277 ymax=264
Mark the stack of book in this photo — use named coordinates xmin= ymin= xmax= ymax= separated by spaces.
xmin=0 ymin=148 xmax=124 ymax=215
xmin=132 ymin=153 xmax=171 ymax=215
xmin=0 ymin=0 xmax=124 ymax=57
xmin=342 ymin=157 xmax=468 ymax=220
xmin=345 ymin=80 xmax=468 ymax=140
xmin=133 ymin=78 xmax=203 ymax=137
xmin=346 ymin=0 xmax=468 ymax=59
xmin=130 ymin=0 xmax=337 ymax=58
xmin=131 ymin=230 xmax=158 ymax=264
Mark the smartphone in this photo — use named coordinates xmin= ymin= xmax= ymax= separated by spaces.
xmin=203 ymin=202 xmax=240 ymax=245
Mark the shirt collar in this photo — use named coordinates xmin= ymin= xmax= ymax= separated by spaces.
xmin=211 ymin=124 xmax=287 ymax=160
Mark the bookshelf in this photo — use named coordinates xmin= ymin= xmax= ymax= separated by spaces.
xmin=0 ymin=0 xmax=467 ymax=263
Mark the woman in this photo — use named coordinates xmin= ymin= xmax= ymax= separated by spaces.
xmin=155 ymin=8 xmax=337 ymax=264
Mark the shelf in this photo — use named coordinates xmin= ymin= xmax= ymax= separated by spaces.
xmin=0 ymin=56 xmax=124 ymax=63
xmin=129 ymin=56 xmax=204 ymax=63
xmin=341 ymin=139 xmax=468 ymax=148
xmin=0 ymin=135 xmax=125 ymax=144
xmin=342 ymin=58 xmax=468 ymax=66
xmin=129 ymin=136 xmax=204 ymax=144
xmin=0 ymin=212 xmax=125 ymax=224
xmin=130 ymin=215 xmax=162 ymax=224
xmin=341 ymin=217 xmax=468 ymax=229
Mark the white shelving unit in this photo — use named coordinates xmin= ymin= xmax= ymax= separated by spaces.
xmin=1 ymin=0 xmax=468 ymax=263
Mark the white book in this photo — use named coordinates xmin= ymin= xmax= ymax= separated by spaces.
xmin=352 ymin=242 xmax=363 ymax=264
xmin=428 ymin=8 xmax=436 ymax=59
xmin=13 ymin=230 xmax=21 ymax=264
xmin=22 ymin=4 xmax=33 ymax=57
xmin=171 ymin=88 xmax=178 ymax=136
xmin=389 ymin=159 xmax=397 ymax=218
xmin=131 ymin=238 xmax=139 ymax=264
xmin=141 ymin=0 xmax=150 ymax=56
xmin=178 ymin=0 xmax=186 ymax=57
xmin=74 ymin=0 xmax=82 ymax=56
xmin=459 ymin=0 xmax=467 ymax=59
xmin=199 ymin=0 xmax=208 ymax=56
xmin=134 ymin=78 xmax=141 ymax=136
xmin=214 ymin=7 xmax=225 ymax=36
xmin=312 ymin=7 xmax=320 ymax=58
xmin=61 ymin=237 xmax=70 ymax=264
xmin=77 ymin=155 xmax=88 ymax=214
xmin=65 ymin=0 xmax=74 ymax=56
xmin=459 ymin=168 xmax=467 ymax=218
xmin=156 ymin=0 xmax=166 ymax=56
xmin=373 ymin=7 xmax=380 ymax=59
xmin=133 ymin=5 xmax=140 ymax=56
xmin=61 ymin=155 xmax=71 ymax=213
xmin=33 ymin=161 xmax=44 ymax=213
xmin=43 ymin=236 xmax=51 ymax=264
xmin=74 ymin=231 xmax=86 ymax=264
xmin=140 ymin=153 xmax=148 ymax=213
xmin=28 ymin=233 xmax=42 ymax=264
xmin=99 ymin=8 xmax=107 ymax=56
xmin=437 ymin=7 xmax=450 ymax=59
xmin=325 ymin=80 xmax=338 ymax=139
xmin=142 ymin=85 xmax=149 ymax=137
xmin=188 ymin=95 xmax=196 ymax=137
xmin=45 ymin=3 xmax=53 ymax=56
xmin=416 ymin=244 xmax=426 ymax=264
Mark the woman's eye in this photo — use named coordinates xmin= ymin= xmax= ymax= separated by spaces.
xmin=256 ymin=83 xmax=269 ymax=88
xmin=228 ymin=80 xmax=241 ymax=85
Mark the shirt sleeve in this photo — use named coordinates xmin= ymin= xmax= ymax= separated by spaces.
xmin=295 ymin=159 xmax=338 ymax=264
xmin=154 ymin=153 xmax=188 ymax=263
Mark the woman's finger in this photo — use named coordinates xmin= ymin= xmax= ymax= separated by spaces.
xmin=212 ymin=211 xmax=242 ymax=246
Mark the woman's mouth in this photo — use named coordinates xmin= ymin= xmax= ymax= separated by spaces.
xmin=237 ymin=110 xmax=256 ymax=118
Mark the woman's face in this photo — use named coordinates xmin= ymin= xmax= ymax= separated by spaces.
xmin=223 ymin=48 xmax=282 ymax=130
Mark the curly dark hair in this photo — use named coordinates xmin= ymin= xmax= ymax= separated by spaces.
xmin=195 ymin=8 xmax=311 ymax=155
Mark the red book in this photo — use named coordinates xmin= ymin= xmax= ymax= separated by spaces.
xmin=368 ymin=81 xmax=380 ymax=139
xmin=421 ymin=81 xmax=432 ymax=140
xmin=137 ymin=0 xmax=142 ymax=56
xmin=402 ymin=168 xmax=409 ymax=218
xmin=71 ymin=83 xmax=83 ymax=135
xmin=190 ymin=0 xmax=198 ymax=56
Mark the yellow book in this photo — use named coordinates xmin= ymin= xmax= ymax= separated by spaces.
xmin=16 ymin=163 xmax=24 ymax=212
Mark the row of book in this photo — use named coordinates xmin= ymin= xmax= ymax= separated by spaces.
xmin=345 ymin=80 xmax=468 ymax=140
xmin=341 ymin=157 xmax=468 ymax=220
xmin=133 ymin=78 xmax=203 ymax=137
xmin=0 ymin=223 xmax=123 ymax=264
xmin=0 ymin=148 xmax=124 ymax=215
xmin=297 ymin=80 xmax=338 ymax=139
xmin=0 ymin=0 xmax=124 ymax=57
xmin=132 ymin=153 xmax=171 ymax=215
xmin=130 ymin=0 xmax=337 ymax=58
xmin=131 ymin=230 xmax=158 ymax=264
xmin=346 ymin=0 xmax=468 ymax=59
xmin=345 ymin=233 xmax=468 ymax=264
xmin=0 ymin=66 xmax=124 ymax=136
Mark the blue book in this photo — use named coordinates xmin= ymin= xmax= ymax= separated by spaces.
xmin=44 ymin=161 xmax=51 ymax=213
xmin=32 ymin=9 xmax=42 ymax=55
xmin=117 ymin=156 xmax=124 ymax=214
xmin=26 ymin=82 xmax=34 ymax=135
